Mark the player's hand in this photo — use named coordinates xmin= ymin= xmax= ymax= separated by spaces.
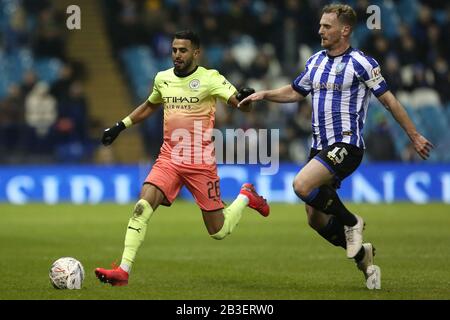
xmin=237 ymin=91 xmax=266 ymax=108
xmin=101 ymin=121 xmax=126 ymax=146
xmin=236 ymin=87 xmax=255 ymax=102
xmin=411 ymin=133 xmax=434 ymax=160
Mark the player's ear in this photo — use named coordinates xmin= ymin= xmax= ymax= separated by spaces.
xmin=341 ymin=24 xmax=351 ymax=37
xmin=193 ymin=48 xmax=200 ymax=59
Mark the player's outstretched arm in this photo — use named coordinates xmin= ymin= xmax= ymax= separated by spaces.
xmin=227 ymin=87 xmax=255 ymax=112
xmin=237 ymin=85 xmax=305 ymax=108
xmin=101 ymin=100 xmax=160 ymax=146
xmin=377 ymin=91 xmax=434 ymax=160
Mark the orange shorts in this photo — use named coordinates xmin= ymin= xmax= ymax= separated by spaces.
xmin=144 ymin=156 xmax=224 ymax=212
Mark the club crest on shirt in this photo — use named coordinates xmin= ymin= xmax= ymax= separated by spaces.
xmin=189 ymin=79 xmax=200 ymax=89
xmin=335 ymin=62 xmax=347 ymax=74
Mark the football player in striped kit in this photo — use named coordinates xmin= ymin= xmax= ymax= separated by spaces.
xmin=239 ymin=4 xmax=433 ymax=289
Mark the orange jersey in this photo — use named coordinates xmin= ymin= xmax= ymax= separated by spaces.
xmin=148 ymin=66 xmax=236 ymax=166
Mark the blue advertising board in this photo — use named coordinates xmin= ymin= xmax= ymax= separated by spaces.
xmin=0 ymin=163 xmax=449 ymax=204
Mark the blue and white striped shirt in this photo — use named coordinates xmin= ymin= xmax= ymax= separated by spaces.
xmin=292 ymin=47 xmax=388 ymax=150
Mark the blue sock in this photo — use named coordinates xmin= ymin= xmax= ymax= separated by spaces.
xmin=298 ymin=185 xmax=357 ymax=226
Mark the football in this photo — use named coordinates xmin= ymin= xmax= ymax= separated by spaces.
xmin=49 ymin=257 xmax=85 ymax=290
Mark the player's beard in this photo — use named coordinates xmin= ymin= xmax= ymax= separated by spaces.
xmin=321 ymin=37 xmax=333 ymax=50
xmin=321 ymin=34 xmax=341 ymax=51
xmin=174 ymin=56 xmax=195 ymax=76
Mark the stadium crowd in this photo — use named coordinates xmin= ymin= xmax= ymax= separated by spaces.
xmin=0 ymin=0 xmax=94 ymax=163
xmin=1 ymin=0 xmax=449 ymax=164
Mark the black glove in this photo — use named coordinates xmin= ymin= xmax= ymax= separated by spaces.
xmin=101 ymin=121 xmax=126 ymax=146
xmin=236 ymin=87 xmax=255 ymax=102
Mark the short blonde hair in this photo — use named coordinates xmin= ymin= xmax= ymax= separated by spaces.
xmin=322 ymin=4 xmax=357 ymax=29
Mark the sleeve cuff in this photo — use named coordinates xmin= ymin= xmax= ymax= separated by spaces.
xmin=291 ymin=83 xmax=310 ymax=97
xmin=373 ymin=84 xmax=389 ymax=97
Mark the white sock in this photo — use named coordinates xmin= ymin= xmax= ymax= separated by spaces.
xmin=120 ymin=263 xmax=131 ymax=273
xmin=237 ymin=194 xmax=249 ymax=204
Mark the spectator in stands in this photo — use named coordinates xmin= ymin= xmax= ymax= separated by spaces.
xmin=20 ymin=70 xmax=38 ymax=97
xmin=365 ymin=32 xmax=391 ymax=66
xmin=221 ymin=49 xmax=245 ymax=87
xmin=3 ymin=0 xmax=448 ymax=164
xmin=50 ymin=62 xmax=75 ymax=102
xmin=440 ymin=6 xmax=450 ymax=62
xmin=246 ymin=52 xmax=270 ymax=80
xmin=285 ymin=100 xmax=312 ymax=163
xmin=54 ymin=81 xmax=88 ymax=145
xmin=24 ymin=82 xmax=57 ymax=153
xmin=115 ymin=0 xmax=147 ymax=49
xmin=22 ymin=0 xmax=51 ymax=15
xmin=408 ymin=63 xmax=434 ymax=91
xmin=365 ymin=116 xmax=399 ymax=161
xmin=431 ymin=56 xmax=449 ymax=104
xmin=254 ymin=2 xmax=279 ymax=45
xmin=425 ymin=23 xmax=444 ymax=64
xmin=32 ymin=7 xmax=66 ymax=60
xmin=199 ymin=16 xmax=219 ymax=47
xmin=0 ymin=0 xmax=92 ymax=163
xmin=412 ymin=4 xmax=434 ymax=60
xmin=383 ymin=54 xmax=403 ymax=94
xmin=395 ymin=29 xmax=419 ymax=67
xmin=152 ymin=21 xmax=177 ymax=58
xmin=0 ymin=85 xmax=24 ymax=159
xmin=287 ymin=100 xmax=312 ymax=140
xmin=4 ymin=6 xmax=29 ymax=53
xmin=354 ymin=0 xmax=370 ymax=25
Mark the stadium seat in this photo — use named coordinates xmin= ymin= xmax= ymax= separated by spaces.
xmin=157 ymin=57 xmax=172 ymax=70
xmin=415 ymin=105 xmax=447 ymax=144
xmin=365 ymin=101 xmax=386 ymax=133
xmin=396 ymin=90 xmax=413 ymax=107
xmin=0 ymin=51 xmax=8 ymax=97
xmin=6 ymin=49 xmax=34 ymax=83
xmin=410 ymin=88 xmax=441 ymax=109
xmin=379 ymin=1 xmax=400 ymax=39
xmin=445 ymin=103 xmax=450 ymax=125
xmin=34 ymin=58 xmax=63 ymax=84
xmin=397 ymin=0 xmax=419 ymax=25
xmin=400 ymin=65 xmax=414 ymax=88
xmin=352 ymin=23 xmax=371 ymax=48
xmin=434 ymin=9 xmax=447 ymax=25
xmin=205 ymin=45 xmax=225 ymax=69
xmin=0 ymin=79 xmax=9 ymax=99
xmin=385 ymin=104 xmax=429 ymax=158
xmin=120 ymin=46 xmax=159 ymax=101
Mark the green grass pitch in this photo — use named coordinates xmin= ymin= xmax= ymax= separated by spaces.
xmin=0 ymin=202 xmax=449 ymax=300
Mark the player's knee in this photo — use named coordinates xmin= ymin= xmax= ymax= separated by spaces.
xmin=131 ymin=199 xmax=153 ymax=221
xmin=139 ymin=184 xmax=163 ymax=210
xmin=293 ymin=179 xmax=311 ymax=200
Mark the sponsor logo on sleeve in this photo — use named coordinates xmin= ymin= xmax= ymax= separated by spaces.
xmin=371 ymin=67 xmax=381 ymax=79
